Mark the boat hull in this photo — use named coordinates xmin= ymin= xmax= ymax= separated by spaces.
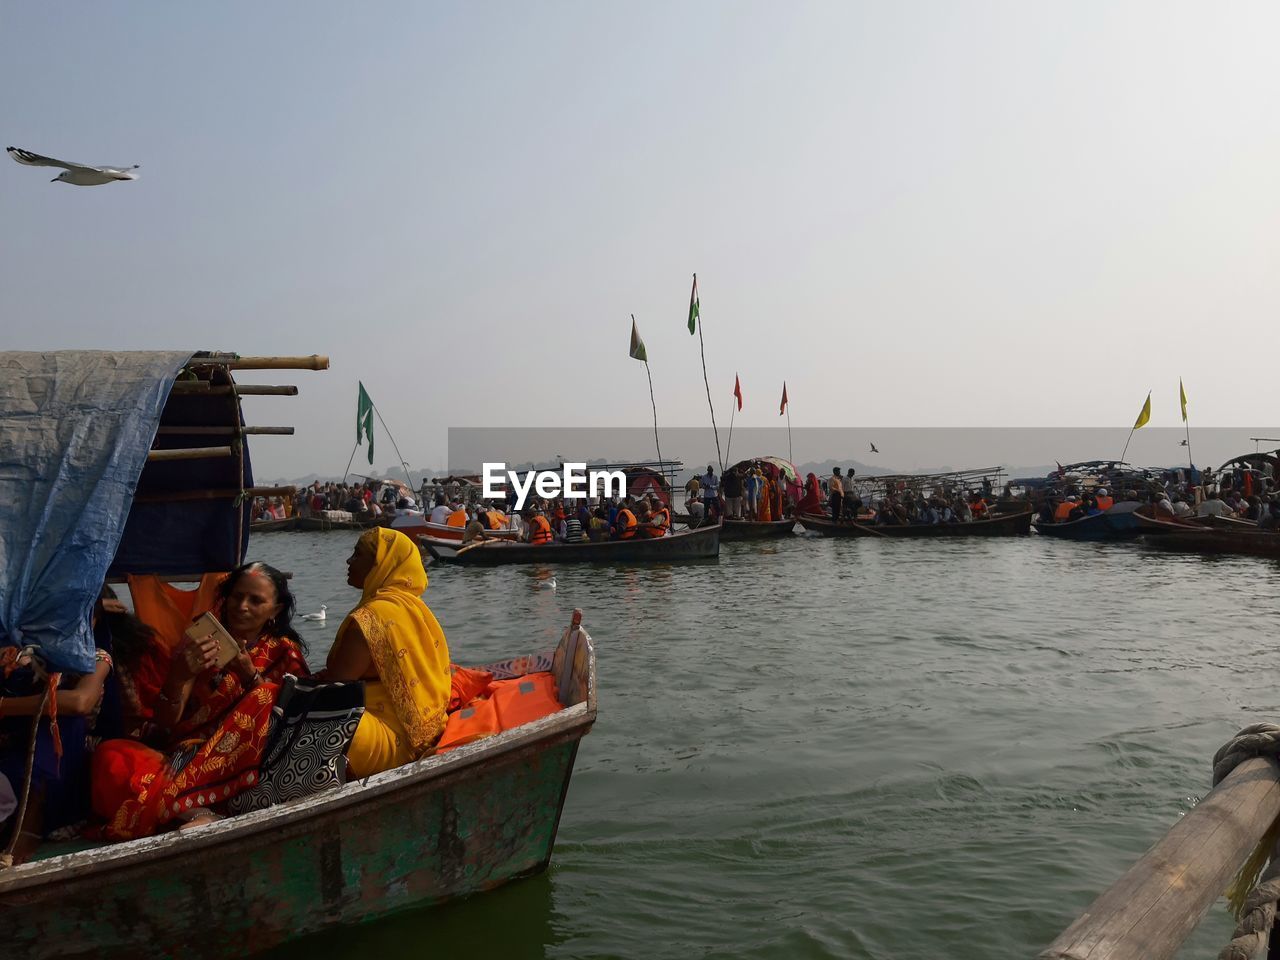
xmin=801 ymin=509 xmax=1032 ymax=538
xmin=293 ymin=515 xmax=383 ymax=532
xmin=1029 ymin=504 xmax=1141 ymax=542
xmin=1144 ymin=528 xmax=1280 ymax=558
xmin=0 ymin=629 xmax=597 ymax=959
xmin=249 ymin=517 xmax=297 ymax=533
xmin=426 ymin=524 xmax=721 ymax=565
xmin=719 ymin=518 xmax=796 ymax=540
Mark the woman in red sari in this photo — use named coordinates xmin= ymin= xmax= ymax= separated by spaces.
xmin=91 ymin=562 xmax=311 ymax=840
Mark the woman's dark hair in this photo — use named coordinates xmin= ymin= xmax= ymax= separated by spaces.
xmin=217 ymin=562 xmax=307 ymax=651
xmin=97 ymin=584 xmax=157 ymax=671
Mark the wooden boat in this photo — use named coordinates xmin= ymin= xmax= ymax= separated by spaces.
xmin=293 ymin=513 xmax=383 ymax=532
xmin=1 ymin=614 xmax=597 ymax=960
xmin=1033 ymin=504 xmax=1147 ymax=541
xmin=719 ymin=517 xmax=796 ymax=540
xmin=1142 ymin=527 xmax=1280 ymax=559
xmin=249 ymin=516 xmax=297 ymax=533
xmin=425 ymin=523 xmax=721 ymax=565
xmin=0 ymin=352 xmax=599 ymax=956
xmin=801 ymin=508 xmax=1032 ymax=538
xmin=1132 ymin=511 xmax=1200 ymax=534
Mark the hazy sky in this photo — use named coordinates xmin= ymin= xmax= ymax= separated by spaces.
xmin=4 ymin=3 xmax=1277 ymax=478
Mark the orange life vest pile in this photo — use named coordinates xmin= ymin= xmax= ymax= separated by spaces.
xmin=435 ymin=664 xmax=564 ymax=753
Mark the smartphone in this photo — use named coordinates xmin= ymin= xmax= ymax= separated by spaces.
xmin=183 ymin=612 xmax=241 ymax=671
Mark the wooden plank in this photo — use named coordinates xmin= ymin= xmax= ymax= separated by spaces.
xmin=1037 ymin=756 xmax=1280 ymax=960
xmin=154 ymin=426 xmax=294 ymax=436
xmin=146 ymin=446 xmax=233 ymax=462
xmin=169 ymin=384 xmax=298 ymax=397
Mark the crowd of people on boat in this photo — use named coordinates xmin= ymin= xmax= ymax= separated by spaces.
xmin=683 ymin=463 xmax=795 ymax=523
xmin=1037 ymin=462 xmax=1280 ymax=529
xmin=0 ymin=528 xmax=499 ymax=863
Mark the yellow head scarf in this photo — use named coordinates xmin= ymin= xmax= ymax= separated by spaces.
xmin=339 ymin=528 xmax=451 ymax=755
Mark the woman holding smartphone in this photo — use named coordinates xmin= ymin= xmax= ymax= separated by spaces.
xmin=91 ymin=562 xmax=311 ymax=840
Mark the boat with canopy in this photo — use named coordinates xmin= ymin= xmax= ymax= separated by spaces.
xmin=0 ymin=351 xmax=597 ymax=958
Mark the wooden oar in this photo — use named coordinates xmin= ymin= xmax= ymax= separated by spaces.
xmin=454 ymin=537 xmax=509 ymax=556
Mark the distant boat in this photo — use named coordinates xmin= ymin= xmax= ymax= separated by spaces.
xmin=802 ymin=508 xmax=1032 ymax=538
xmin=424 ymin=524 xmax=721 ymax=565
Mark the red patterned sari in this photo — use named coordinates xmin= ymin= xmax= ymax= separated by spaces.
xmin=91 ymin=634 xmax=309 ymax=841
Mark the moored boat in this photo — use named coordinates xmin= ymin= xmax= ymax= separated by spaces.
xmin=425 ymin=523 xmax=721 ymax=565
xmin=0 ymin=351 xmax=599 ymax=956
xmin=249 ymin=516 xmax=297 ymax=533
xmin=719 ymin=517 xmax=796 ymax=540
xmin=1 ymin=614 xmax=597 ymax=960
xmin=801 ymin=508 xmax=1032 ymax=538
xmin=1032 ymin=503 xmax=1145 ymax=541
xmin=293 ymin=512 xmax=384 ymax=532
xmin=1142 ymin=527 xmax=1280 ymax=559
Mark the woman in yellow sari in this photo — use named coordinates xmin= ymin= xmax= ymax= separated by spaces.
xmin=326 ymin=528 xmax=451 ymax=777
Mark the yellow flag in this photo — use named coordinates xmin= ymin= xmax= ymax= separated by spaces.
xmin=1133 ymin=391 xmax=1151 ymax=430
xmin=1179 ymin=379 xmax=1188 ymax=423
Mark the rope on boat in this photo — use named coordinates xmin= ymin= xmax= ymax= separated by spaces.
xmin=1213 ymin=723 xmax=1280 ymax=959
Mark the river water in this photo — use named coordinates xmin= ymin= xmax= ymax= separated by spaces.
xmin=255 ymin=530 xmax=1280 ymax=960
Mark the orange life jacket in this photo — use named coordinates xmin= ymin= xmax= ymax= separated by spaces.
xmin=529 ymin=514 xmax=553 ymax=544
xmin=487 ymin=673 xmax=562 ymax=730
xmin=1054 ymin=501 xmax=1075 ymax=522
xmin=446 ymin=509 xmax=467 ymax=528
xmin=642 ymin=507 xmax=670 ymax=537
xmin=1095 ymin=495 xmax=1114 ymax=511
xmin=971 ymin=498 xmax=988 ymax=518
xmin=614 ymin=508 xmax=637 ymax=539
xmin=434 ymin=697 xmax=501 ymax=753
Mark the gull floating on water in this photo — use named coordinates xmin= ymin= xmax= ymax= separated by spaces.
xmin=537 ymin=578 xmax=557 ymax=593
xmin=7 ymin=146 xmax=140 ymax=186
xmin=301 ymin=604 xmax=327 ymax=622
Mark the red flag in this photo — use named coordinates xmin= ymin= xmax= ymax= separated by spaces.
xmin=733 ymin=374 xmax=743 ymax=411
xmin=779 ymin=382 xmax=788 ymax=416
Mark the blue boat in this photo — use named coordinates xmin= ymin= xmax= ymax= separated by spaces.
xmin=1033 ymin=502 xmax=1144 ymax=541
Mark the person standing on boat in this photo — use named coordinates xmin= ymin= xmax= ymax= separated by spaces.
xmin=842 ymin=469 xmax=861 ymax=520
xmin=700 ymin=466 xmax=719 ymax=518
xmin=829 ymin=467 xmax=844 ymax=523
xmin=325 ymin=529 xmax=450 ymax=778
xmin=722 ymin=467 xmax=744 ymax=520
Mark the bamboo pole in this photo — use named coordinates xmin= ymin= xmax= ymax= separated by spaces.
xmin=170 ymin=384 xmax=298 ymax=397
xmin=132 ymin=485 xmax=295 ymax=504
xmin=227 ymin=355 xmax=328 ymax=371
xmin=146 ymin=446 xmax=234 ymax=462
xmin=155 ymin=426 xmax=294 ymax=436
xmin=190 ymin=354 xmax=329 ymax=370
xmin=1036 ymin=756 xmax=1280 ymax=960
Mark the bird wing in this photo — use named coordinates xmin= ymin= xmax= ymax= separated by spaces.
xmin=7 ymin=146 xmax=96 ymax=172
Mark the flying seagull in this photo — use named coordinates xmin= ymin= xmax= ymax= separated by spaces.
xmin=8 ymin=146 xmax=139 ymax=186
xmin=869 ymin=442 xmax=879 ymax=454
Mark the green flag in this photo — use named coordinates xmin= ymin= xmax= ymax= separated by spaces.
xmin=687 ymin=274 xmax=699 ymax=334
xmin=629 ymin=315 xmax=647 ymax=362
xmin=356 ymin=381 xmax=375 ymax=465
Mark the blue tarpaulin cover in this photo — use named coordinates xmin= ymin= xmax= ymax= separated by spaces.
xmin=0 ymin=351 xmax=191 ymax=672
